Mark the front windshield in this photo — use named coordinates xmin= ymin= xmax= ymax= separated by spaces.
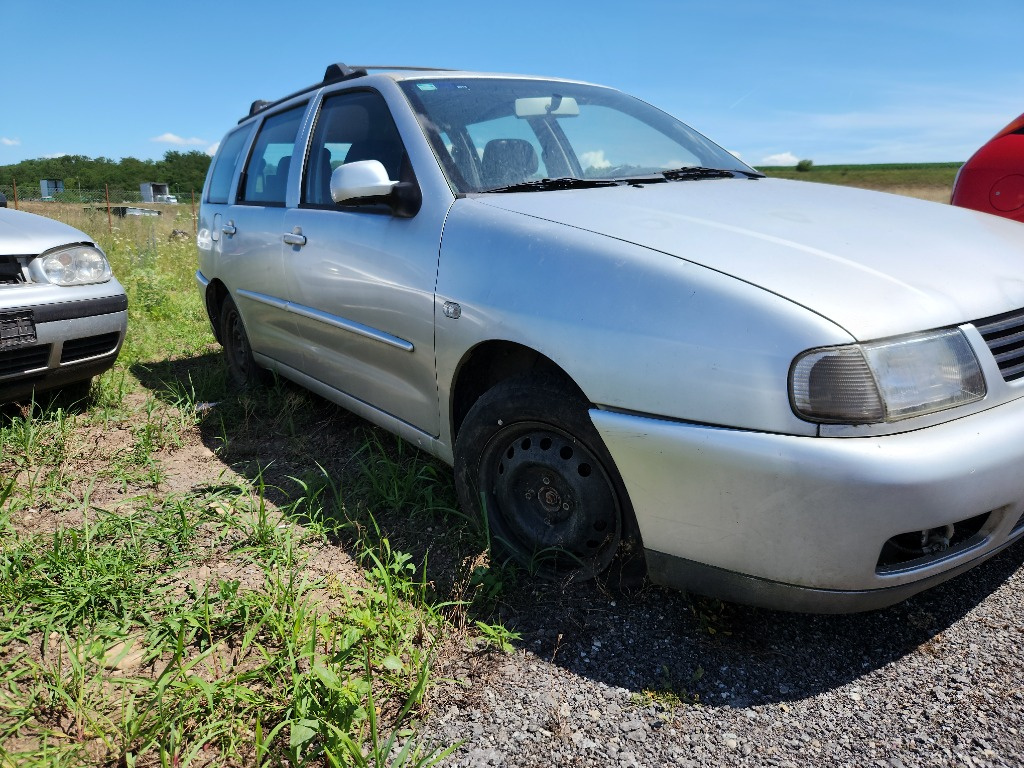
xmin=398 ymin=77 xmax=754 ymax=193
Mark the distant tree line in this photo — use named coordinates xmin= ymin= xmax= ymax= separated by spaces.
xmin=0 ymin=151 xmax=211 ymax=195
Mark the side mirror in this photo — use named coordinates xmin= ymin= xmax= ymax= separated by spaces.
xmin=329 ymin=159 xmax=421 ymax=217
xmin=330 ymin=160 xmax=398 ymax=203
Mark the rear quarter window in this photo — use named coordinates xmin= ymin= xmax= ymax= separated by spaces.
xmin=206 ymin=127 xmax=251 ymax=204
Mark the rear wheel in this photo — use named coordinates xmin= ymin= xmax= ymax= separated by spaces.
xmin=220 ymin=295 xmax=267 ymax=388
xmin=455 ymin=377 xmax=633 ymax=581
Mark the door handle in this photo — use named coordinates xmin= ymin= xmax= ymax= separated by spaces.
xmin=222 ymin=221 xmax=237 ymax=236
xmin=283 ymin=228 xmax=307 ymax=247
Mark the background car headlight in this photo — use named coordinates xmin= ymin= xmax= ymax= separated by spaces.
xmin=790 ymin=329 xmax=986 ymax=424
xmin=40 ymin=245 xmax=112 ymax=286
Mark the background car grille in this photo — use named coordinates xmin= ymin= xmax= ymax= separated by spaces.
xmin=60 ymin=332 xmax=120 ymax=363
xmin=974 ymin=307 xmax=1024 ymax=382
xmin=0 ymin=344 xmax=51 ymax=378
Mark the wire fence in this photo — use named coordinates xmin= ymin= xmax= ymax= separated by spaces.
xmin=0 ymin=184 xmax=198 ymax=205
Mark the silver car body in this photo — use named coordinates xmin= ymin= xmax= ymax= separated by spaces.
xmin=197 ymin=68 xmax=1024 ymax=612
xmin=0 ymin=208 xmax=127 ymax=400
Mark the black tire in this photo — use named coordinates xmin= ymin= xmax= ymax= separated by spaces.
xmin=39 ymin=377 xmax=92 ymax=408
xmin=220 ymin=295 xmax=267 ymax=389
xmin=61 ymin=377 xmax=94 ymax=404
xmin=455 ymin=377 xmax=635 ymax=582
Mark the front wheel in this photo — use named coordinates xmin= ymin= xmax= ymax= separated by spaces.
xmin=455 ymin=377 xmax=634 ymax=582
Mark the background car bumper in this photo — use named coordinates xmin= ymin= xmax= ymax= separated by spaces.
xmin=591 ymin=398 xmax=1024 ymax=612
xmin=0 ymin=290 xmax=127 ymax=400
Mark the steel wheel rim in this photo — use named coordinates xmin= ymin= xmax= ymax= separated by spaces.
xmin=226 ymin=310 xmax=252 ymax=380
xmin=479 ymin=421 xmax=621 ymax=578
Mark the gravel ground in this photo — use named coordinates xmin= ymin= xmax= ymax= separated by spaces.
xmin=422 ymin=543 xmax=1024 ymax=767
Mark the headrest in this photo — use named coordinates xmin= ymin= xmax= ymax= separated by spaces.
xmin=482 ymin=138 xmax=539 ymax=188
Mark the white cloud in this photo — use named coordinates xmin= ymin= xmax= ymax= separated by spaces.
xmin=728 ymin=149 xmax=743 ymax=159
xmin=206 ymin=141 xmax=220 ymax=157
xmin=759 ymin=151 xmax=799 ymax=166
xmin=733 ymin=85 xmax=1024 ymax=165
xmin=1 ymin=137 xmax=20 ymax=146
xmin=43 ymin=152 xmax=68 ymax=159
xmin=579 ymin=150 xmax=611 ymax=169
xmin=151 ymin=132 xmax=207 ymax=146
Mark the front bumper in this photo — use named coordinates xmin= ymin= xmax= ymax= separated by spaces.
xmin=0 ymin=286 xmax=128 ymax=400
xmin=591 ymin=397 xmax=1024 ymax=612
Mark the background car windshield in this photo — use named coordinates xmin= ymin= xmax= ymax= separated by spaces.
xmin=399 ymin=78 xmax=753 ymax=192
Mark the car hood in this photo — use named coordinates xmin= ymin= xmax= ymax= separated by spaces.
xmin=477 ymin=178 xmax=1024 ymax=340
xmin=0 ymin=207 xmax=93 ymax=255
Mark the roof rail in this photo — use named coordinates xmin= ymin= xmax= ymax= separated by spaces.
xmin=239 ymin=63 xmax=453 ymax=123
xmin=349 ymin=65 xmax=454 ymax=72
xmin=323 ymin=62 xmax=368 ymax=84
xmin=242 ymin=62 xmax=369 ymax=121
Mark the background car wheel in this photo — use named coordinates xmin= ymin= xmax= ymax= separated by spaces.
xmin=61 ymin=377 xmax=94 ymax=404
xmin=455 ymin=376 xmax=636 ymax=582
xmin=219 ymin=295 xmax=268 ymax=389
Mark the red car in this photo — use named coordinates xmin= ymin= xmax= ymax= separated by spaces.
xmin=951 ymin=112 xmax=1024 ymax=222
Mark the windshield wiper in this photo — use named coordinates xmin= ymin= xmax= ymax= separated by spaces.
xmin=485 ymin=177 xmax=624 ymax=193
xmin=660 ymin=166 xmax=740 ymax=181
xmin=484 ymin=167 xmax=764 ymax=193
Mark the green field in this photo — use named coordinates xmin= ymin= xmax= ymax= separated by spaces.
xmin=756 ymin=161 xmax=962 ymax=202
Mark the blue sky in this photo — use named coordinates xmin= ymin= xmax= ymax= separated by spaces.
xmin=2 ymin=0 xmax=1021 ymax=167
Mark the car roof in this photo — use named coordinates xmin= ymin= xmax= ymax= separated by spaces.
xmin=239 ymin=63 xmax=593 ymax=123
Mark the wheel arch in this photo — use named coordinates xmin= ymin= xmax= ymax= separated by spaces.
xmin=203 ymin=278 xmax=230 ymax=344
xmin=449 ymin=340 xmax=584 ymax=443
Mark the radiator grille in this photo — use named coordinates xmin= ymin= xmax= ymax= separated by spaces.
xmin=974 ymin=307 xmax=1024 ymax=382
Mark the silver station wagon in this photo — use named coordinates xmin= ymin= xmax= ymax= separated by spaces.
xmin=1 ymin=207 xmax=127 ymax=401
xmin=197 ymin=63 xmax=1024 ymax=612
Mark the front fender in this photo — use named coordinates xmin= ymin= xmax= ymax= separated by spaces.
xmin=435 ymin=199 xmax=851 ymax=442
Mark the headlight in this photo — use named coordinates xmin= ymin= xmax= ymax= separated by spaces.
xmin=790 ymin=328 xmax=986 ymax=424
xmin=40 ymin=245 xmax=112 ymax=286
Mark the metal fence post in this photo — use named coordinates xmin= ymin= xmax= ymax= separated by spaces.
xmin=105 ymin=184 xmax=113 ymax=234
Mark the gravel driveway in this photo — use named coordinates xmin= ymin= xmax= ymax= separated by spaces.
xmin=422 ymin=543 xmax=1024 ymax=767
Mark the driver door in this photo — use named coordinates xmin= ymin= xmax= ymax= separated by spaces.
xmin=282 ymin=89 xmax=445 ymax=435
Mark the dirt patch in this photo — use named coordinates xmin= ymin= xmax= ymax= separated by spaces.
xmin=877 ymin=184 xmax=952 ymax=203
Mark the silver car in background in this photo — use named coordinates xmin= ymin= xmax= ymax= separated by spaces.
xmin=1 ymin=207 xmax=127 ymax=401
xmin=197 ymin=63 xmax=1024 ymax=612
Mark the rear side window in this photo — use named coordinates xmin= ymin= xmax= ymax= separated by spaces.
xmin=239 ymin=105 xmax=306 ymax=205
xmin=206 ymin=127 xmax=250 ymax=204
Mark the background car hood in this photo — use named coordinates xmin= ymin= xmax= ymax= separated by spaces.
xmin=0 ymin=207 xmax=92 ymax=255
xmin=477 ymin=178 xmax=1024 ymax=340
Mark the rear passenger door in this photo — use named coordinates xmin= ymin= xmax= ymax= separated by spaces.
xmin=217 ymin=104 xmax=307 ymax=372
xmin=282 ymin=89 xmax=446 ymax=436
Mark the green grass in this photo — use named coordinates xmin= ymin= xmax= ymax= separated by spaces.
xmin=0 ymin=204 xmax=511 ymax=767
xmin=0 ymin=439 xmax=468 ymax=766
xmin=1 ymin=484 xmax=458 ymax=765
